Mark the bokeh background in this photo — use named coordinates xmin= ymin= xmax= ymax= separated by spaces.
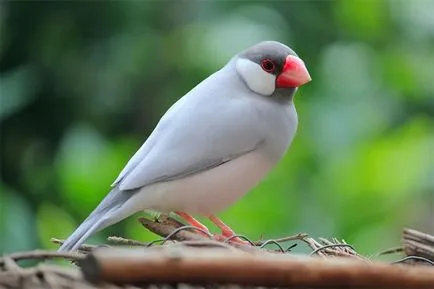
xmin=1 ymin=0 xmax=433 ymax=256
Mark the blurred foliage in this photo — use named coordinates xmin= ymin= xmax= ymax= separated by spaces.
xmin=1 ymin=1 xmax=433 ymax=255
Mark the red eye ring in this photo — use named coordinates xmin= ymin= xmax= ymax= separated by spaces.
xmin=260 ymin=59 xmax=275 ymax=73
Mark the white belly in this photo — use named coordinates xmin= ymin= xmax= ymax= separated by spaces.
xmin=122 ymin=151 xmax=272 ymax=216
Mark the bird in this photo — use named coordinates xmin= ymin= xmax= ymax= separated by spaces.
xmin=58 ymin=40 xmax=311 ymax=251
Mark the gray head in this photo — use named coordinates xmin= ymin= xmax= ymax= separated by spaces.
xmin=234 ymin=41 xmax=311 ymax=101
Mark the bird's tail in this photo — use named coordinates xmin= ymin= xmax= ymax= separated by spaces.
xmin=58 ymin=215 xmax=107 ymax=252
xmin=58 ymin=188 xmax=131 ymax=252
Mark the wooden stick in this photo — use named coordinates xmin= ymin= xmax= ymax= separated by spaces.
xmin=138 ymin=215 xmax=211 ymax=241
xmin=79 ymin=247 xmax=434 ymax=288
xmin=403 ymin=228 xmax=434 ymax=262
xmin=51 ymin=238 xmax=99 ymax=252
xmin=0 ymin=250 xmax=83 ymax=265
xmin=107 ymin=236 xmax=148 ymax=247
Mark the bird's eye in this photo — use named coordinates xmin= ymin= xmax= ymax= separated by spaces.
xmin=260 ymin=59 xmax=275 ymax=73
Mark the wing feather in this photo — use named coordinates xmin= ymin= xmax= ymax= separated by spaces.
xmin=113 ymin=65 xmax=265 ymax=191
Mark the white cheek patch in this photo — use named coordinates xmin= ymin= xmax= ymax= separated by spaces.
xmin=235 ymin=58 xmax=276 ymax=96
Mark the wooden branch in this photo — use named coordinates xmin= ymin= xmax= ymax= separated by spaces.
xmin=0 ymin=250 xmax=83 ymax=265
xmin=403 ymin=228 xmax=434 ymax=263
xmin=51 ymin=238 xmax=100 ymax=253
xmin=377 ymin=246 xmax=404 ymax=256
xmin=256 ymin=232 xmax=308 ymax=244
xmin=107 ymin=236 xmax=148 ymax=247
xmin=79 ymin=247 xmax=434 ymax=288
xmin=180 ymin=240 xmax=242 ymax=251
xmin=301 ymin=236 xmax=362 ymax=259
xmin=0 ymin=264 xmax=91 ymax=289
xmin=138 ymin=215 xmax=211 ymax=242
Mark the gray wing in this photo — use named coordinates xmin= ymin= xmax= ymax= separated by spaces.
xmin=113 ymin=79 xmax=264 ymax=191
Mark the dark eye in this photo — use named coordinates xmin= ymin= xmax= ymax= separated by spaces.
xmin=260 ymin=59 xmax=275 ymax=73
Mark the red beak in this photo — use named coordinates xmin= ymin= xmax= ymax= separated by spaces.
xmin=276 ymin=55 xmax=311 ymax=88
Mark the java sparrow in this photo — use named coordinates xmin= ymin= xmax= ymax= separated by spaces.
xmin=59 ymin=41 xmax=311 ymax=251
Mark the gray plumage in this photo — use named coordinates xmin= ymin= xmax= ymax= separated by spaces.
xmin=59 ymin=41 xmax=310 ymax=251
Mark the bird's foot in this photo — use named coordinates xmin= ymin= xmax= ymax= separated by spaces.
xmin=175 ymin=212 xmax=252 ymax=245
xmin=175 ymin=212 xmax=211 ymax=237
xmin=208 ymin=215 xmax=252 ymax=246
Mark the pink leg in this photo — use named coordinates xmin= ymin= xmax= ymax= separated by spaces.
xmin=176 ymin=212 xmax=210 ymax=233
xmin=208 ymin=215 xmax=251 ymax=245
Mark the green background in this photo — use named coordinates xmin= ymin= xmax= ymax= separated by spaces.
xmin=1 ymin=0 xmax=433 ymax=256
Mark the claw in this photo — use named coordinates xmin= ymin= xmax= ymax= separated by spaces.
xmin=175 ymin=212 xmax=252 ymax=245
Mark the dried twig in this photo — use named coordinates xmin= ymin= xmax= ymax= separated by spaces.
xmin=0 ymin=250 xmax=83 ymax=266
xmin=50 ymin=238 xmax=100 ymax=253
xmin=107 ymin=236 xmax=149 ymax=247
xmin=0 ymin=263 xmax=100 ymax=289
xmin=302 ymin=237 xmax=362 ymax=259
xmin=138 ymin=215 xmax=211 ymax=242
xmin=403 ymin=228 xmax=434 ymax=263
xmin=180 ymin=240 xmax=242 ymax=251
xmin=393 ymin=256 xmax=434 ymax=266
xmin=376 ymin=246 xmax=404 ymax=256
xmin=1 ymin=257 xmax=25 ymax=272
xmin=255 ymin=232 xmax=308 ymax=245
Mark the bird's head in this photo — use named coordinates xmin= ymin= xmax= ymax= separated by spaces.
xmin=235 ymin=41 xmax=311 ymax=100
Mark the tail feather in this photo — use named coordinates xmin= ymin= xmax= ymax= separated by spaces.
xmin=58 ymin=188 xmax=131 ymax=252
xmin=58 ymin=217 xmax=105 ymax=251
